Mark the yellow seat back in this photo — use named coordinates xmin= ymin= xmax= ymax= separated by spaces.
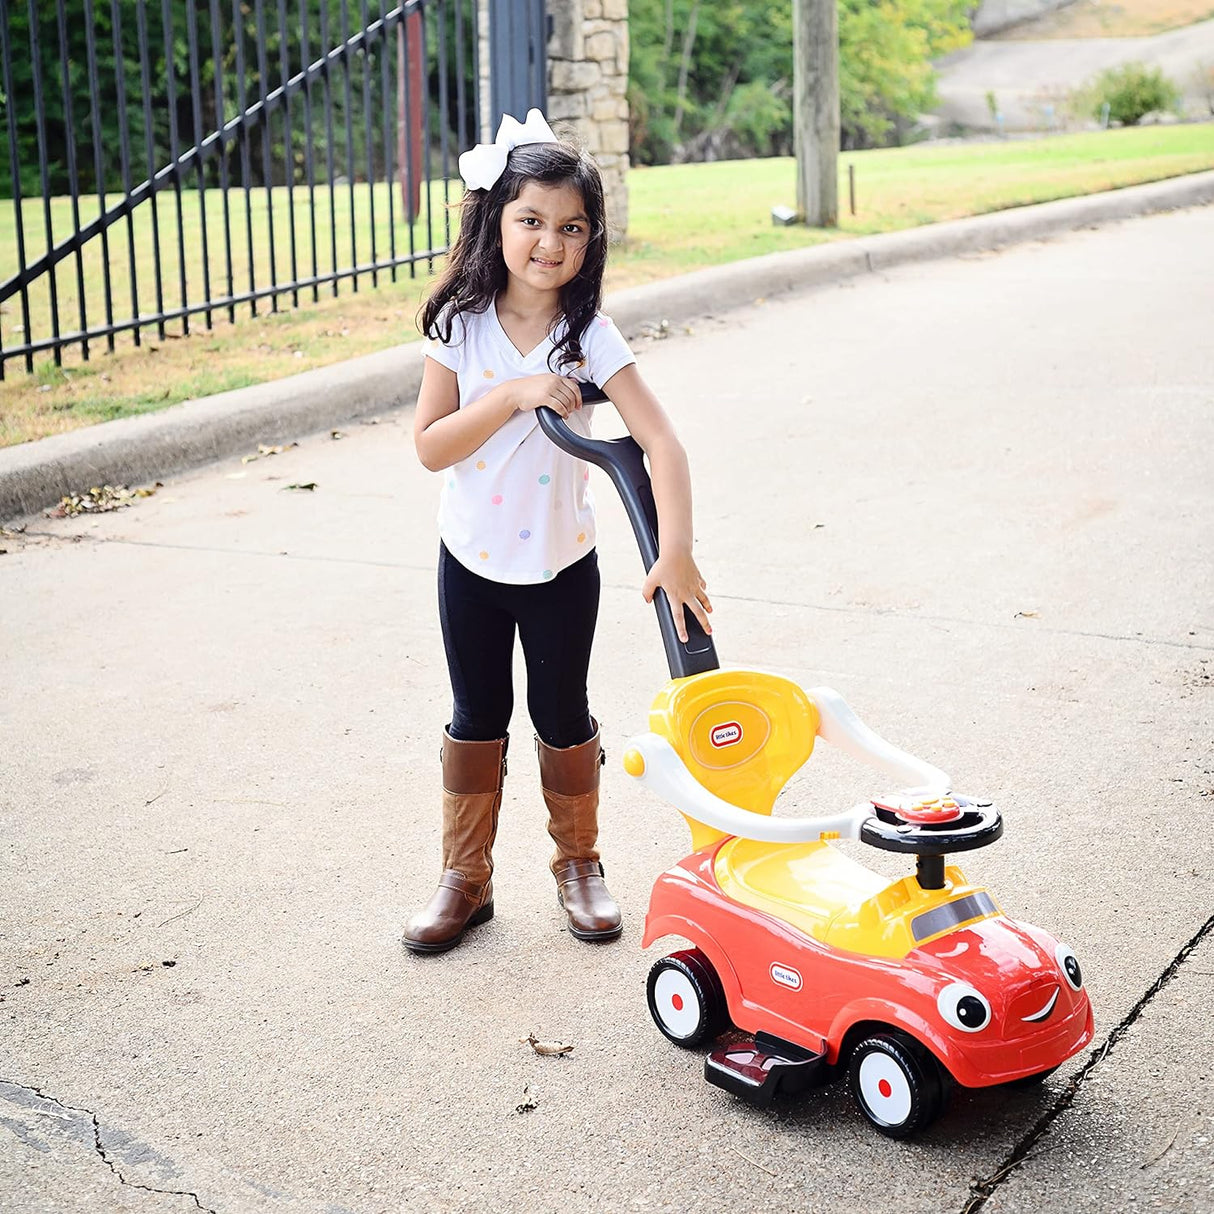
xmin=648 ymin=669 xmax=820 ymax=849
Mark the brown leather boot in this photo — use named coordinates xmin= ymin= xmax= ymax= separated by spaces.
xmin=537 ymin=723 xmax=622 ymax=942
xmin=403 ymin=732 xmax=508 ymax=954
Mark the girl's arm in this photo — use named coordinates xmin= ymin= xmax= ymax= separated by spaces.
xmin=602 ymin=363 xmax=712 ymax=643
xmin=413 ymin=358 xmax=584 ymax=472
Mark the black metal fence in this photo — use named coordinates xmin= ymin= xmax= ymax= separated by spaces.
xmin=0 ymin=0 xmax=482 ymax=378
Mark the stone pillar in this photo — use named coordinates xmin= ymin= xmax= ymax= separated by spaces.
xmin=547 ymin=0 xmax=630 ymax=238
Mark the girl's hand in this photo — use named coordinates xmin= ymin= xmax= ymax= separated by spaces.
xmin=512 ymin=374 xmax=583 ymax=418
xmin=642 ymin=551 xmax=713 ymax=644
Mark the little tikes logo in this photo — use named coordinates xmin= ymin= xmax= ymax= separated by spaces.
xmin=770 ymin=962 xmax=803 ymax=991
xmin=710 ymin=721 xmax=743 ymax=749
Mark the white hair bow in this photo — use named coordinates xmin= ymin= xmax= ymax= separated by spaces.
xmin=458 ymin=108 xmax=559 ymax=191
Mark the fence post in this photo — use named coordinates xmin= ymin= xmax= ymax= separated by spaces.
xmin=398 ymin=9 xmax=424 ymax=224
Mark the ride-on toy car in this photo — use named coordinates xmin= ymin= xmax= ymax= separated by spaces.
xmin=539 ymin=393 xmax=1094 ymax=1138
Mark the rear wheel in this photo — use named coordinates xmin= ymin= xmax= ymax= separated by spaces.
xmin=848 ymin=1032 xmax=946 ymax=1138
xmin=646 ymin=949 xmax=725 ymax=1048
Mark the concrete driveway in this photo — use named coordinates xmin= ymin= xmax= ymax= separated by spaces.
xmin=2 ymin=205 xmax=1212 ymax=1213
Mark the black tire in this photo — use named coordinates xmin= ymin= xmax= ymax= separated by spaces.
xmin=848 ymin=1032 xmax=946 ymax=1138
xmin=646 ymin=949 xmax=725 ymax=1048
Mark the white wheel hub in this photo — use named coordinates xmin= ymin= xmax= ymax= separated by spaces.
xmin=653 ymin=968 xmax=702 ymax=1039
xmin=857 ymin=1051 xmax=913 ymax=1127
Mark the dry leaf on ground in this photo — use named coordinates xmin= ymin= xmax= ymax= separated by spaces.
xmin=521 ymin=1033 xmax=573 ymax=1057
xmin=49 ymin=483 xmax=162 ymax=517
xmin=242 ymin=442 xmax=299 ymax=463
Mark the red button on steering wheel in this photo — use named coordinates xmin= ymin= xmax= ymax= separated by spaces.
xmin=872 ymin=795 xmax=965 ymax=825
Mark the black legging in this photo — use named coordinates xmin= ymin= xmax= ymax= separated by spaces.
xmin=437 ymin=542 xmax=599 ymax=748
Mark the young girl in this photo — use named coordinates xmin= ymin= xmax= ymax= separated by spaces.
xmin=403 ymin=110 xmax=711 ymax=955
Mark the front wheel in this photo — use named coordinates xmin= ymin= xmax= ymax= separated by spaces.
xmin=848 ymin=1033 xmax=946 ymax=1138
xmin=646 ymin=949 xmax=725 ymax=1048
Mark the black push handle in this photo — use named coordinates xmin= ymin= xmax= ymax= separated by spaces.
xmin=537 ymin=384 xmax=718 ymax=680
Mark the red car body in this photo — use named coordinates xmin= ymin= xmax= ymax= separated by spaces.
xmin=642 ymin=842 xmax=1094 ymax=1088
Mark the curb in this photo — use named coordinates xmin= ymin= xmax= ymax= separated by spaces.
xmin=3 ymin=169 xmax=1212 ymax=524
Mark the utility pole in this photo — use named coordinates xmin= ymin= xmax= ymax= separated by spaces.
xmin=792 ymin=0 xmax=840 ymax=227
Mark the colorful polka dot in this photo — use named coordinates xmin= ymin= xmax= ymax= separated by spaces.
xmin=584 ymin=469 xmax=590 ymax=481
xmin=491 ymin=494 xmax=503 ymax=505
xmin=476 ymin=460 xmax=486 ymax=471
xmin=483 ymin=369 xmax=495 ymax=379
xmin=538 ymin=474 xmax=550 ymax=485
xmin=447 ymin=479 xmax=455 ymax=489
xmin=519 ymin=529 xmax=531 ymax=540
xmin=598 ymin=317 xmax=610 ymax=327
xmin=479 ymin=551 xmax=489 ymax=560
xmin=542 ymin=570 xmax=554 ymax=580
xmin=577 ymin=532 xmax=586 ymax=543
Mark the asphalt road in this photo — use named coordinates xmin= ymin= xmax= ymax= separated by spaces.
xmin=935 ymin=18 xmax=1214 ymax=129
xmin=2 ymin=205 xmax=1212 ymax=1214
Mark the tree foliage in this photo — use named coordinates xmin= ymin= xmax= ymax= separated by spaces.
xmin=0 ymin=1 xmax=472 ymax=200
xmin=628 ymin=0 xmax=973 ymax=163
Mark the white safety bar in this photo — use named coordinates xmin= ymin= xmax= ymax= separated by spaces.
xmin=625 ymin=686 xmax=951 ymax=843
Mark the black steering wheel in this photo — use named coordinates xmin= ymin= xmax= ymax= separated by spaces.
xmin=859 ymin=794 xmax=1003 ymax=857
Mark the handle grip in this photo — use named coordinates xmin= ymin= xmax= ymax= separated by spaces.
xmin=537 ymin=386 xmax=718 ymax=680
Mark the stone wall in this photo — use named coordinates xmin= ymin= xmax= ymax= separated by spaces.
xmin=547 ymin=0 xmax=631 ymax=238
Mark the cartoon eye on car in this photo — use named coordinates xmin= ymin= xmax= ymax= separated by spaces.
xmin=535 ymin=398 xmax=1095 ymax=1139
xmin=623 ymin=672 xmax=1095 ymax=1138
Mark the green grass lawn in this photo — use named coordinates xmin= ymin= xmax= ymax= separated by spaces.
xmin=3 ymin=121 xmax=1212 ymax=447
xmin=621 ymin=123 xmax=1214 ymax=276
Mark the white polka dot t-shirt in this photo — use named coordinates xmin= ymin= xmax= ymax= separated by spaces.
xmin=424 ymin=303 xmax=636 ymax=584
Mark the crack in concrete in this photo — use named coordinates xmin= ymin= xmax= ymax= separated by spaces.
xmin=0 ymin=1079 xmax=217 ymax=1214
xmin=959 ymin=908 xmax=1214 ymax=1214
xmin=16 ymin=529 xmax=1214 ymax=655
xmin=712 ymin=590 xmax=1214 ymax=653
xmin=14 ymin=530 xmax=415 ymax=571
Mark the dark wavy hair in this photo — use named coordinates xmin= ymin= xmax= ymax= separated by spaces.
xmin=419 ymin=140 xmax=608 ymax=372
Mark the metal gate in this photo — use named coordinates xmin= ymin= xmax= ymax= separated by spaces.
xmin=488 ymin=0 xmax=547 ymax=128
xmin=0 ymin=0 xmax=498 ymax=377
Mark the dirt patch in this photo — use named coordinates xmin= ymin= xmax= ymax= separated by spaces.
xmin=1183 ymin=657 xmax=1213 ymax=691
xmin=995 ymin=0 xmax=1214 ymax=39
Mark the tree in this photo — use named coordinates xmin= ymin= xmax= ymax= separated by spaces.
xmin=838 ymin=0 xmax=970 ymax=148
xmin=627 ymin=0 xmax=972 ymax=164
xmin=0 ymin=1 xmax=473 ymax=200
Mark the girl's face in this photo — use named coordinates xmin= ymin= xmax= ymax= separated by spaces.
xmin=498 ymin=181 xmax=590 ymax=297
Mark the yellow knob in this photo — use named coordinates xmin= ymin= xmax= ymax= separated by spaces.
xmin=623 ymin=747 xmax=646 ymax=777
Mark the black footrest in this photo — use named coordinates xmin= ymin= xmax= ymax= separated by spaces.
xmin=705 ymin=1032 xmax=827 ymax=1106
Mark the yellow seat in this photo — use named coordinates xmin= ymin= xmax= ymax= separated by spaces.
xmin=717 ymin=839 xmax=995 ymax=957
xmin=715 ymin=836 xmax=887 ymax=944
